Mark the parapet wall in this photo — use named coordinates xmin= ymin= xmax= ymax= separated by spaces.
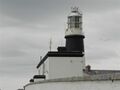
xmin=24 ymin=76 xmax=120 ymax=90
xmin=25 ymin=80 xmax=120 ymax=90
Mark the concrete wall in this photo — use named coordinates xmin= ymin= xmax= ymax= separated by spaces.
xmin=48 ymin=57 xmax=85 ymax=79
xmin=38 ymin=56 xmax=85 ymax=79
xmin=25 ymin=80 xmax=120 ymax=90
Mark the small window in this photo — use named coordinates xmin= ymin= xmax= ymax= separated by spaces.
xmin=70 ymin=17 xmax=75 ymax=23
xmin=70 ymin=23 xmax=75 ymax=28
xmin=75 ymin=16 xmax=79 ymax=23
xmin=75 ymin=23 xmax=79 ymax=28
xmin=68 ymin=16 xmax=81 ymax=28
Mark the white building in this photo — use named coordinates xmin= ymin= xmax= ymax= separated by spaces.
xmin=24 ymin=7 xmax=120 ymax=90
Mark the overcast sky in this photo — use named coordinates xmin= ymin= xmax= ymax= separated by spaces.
xmin=0 ymin=0 xmax=120 ymax=90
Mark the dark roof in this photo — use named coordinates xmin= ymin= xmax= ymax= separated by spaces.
xmin=36 ymin=51 xmax=84 ymax=68
xmin=85 ymin=70 xmax=120 ymax=75
xmin=29 ymin=79 xmax=34 ymax=83
xmin=33 ymin=75 xmax=46 ymax=79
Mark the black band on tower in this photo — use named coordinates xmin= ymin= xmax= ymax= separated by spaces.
xmin=65 ymin=35 xmax=84 ymax=53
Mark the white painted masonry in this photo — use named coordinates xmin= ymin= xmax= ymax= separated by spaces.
xmin=25 ymin=80 xmax=120 ymax=90
xmin=38 ymin=56 xmax=85 ymax=79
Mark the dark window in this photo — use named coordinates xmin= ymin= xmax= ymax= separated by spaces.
xmin=75 ymin=16 xmax=79 ymax=23
xmin=75 ymin=23 xmax=79 ymax=28
xmin=70 ymin=17 xmax=75 ymax=23
xmin=68 ymin=16 xmax=81 ymax=28
xmin=70 ymin=23 xmax=75 ymax=28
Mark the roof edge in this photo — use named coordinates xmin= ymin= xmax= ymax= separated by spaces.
xmin=36 ymin=51 xmax=84 ymax=68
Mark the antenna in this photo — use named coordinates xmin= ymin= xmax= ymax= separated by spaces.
xmin=49 ymin=37 xmax=52 ymax=51
xmin=39 ymin=56 xmax=45 ymax=75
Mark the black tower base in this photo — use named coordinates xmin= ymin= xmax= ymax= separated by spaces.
xmin=65 ymin=35 xmax=85 ymax=53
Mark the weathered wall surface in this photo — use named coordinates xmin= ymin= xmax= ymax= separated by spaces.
xmin=48 ymin=57 xmax=85 ymax=79
xmin=25 ymin=80 xmax=120 ymax=90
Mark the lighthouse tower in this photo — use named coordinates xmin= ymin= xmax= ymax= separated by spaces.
xmin=36 ymin=7 xmax=85 ymax=79
xmin=65 ymin=7 xmax=84 ymax=53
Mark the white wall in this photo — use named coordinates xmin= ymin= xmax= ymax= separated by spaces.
xmin=38 ymin=56 xmax=85 ymax=79
xmin=48 ymin=56 xmax=85 ymax=79
xmin=25 ymin=80 xmax=120 ymax=90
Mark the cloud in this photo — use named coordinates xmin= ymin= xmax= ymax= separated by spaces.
xmin=0 ymin=0 xmax=120 ymax=90
xmin=1 ymin=0 xmax=120 ymax=23
xmin=1 ymin=0 xmax=68 ymax=23
xmin=0 ymin=49 xmax=26 ymax=58
xmin=83 ymin=9 xmax=120 ymax=69
xmin=86 ymin=45 xmax=119 ymax=60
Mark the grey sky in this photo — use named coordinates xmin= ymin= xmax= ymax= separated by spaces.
xmin=0 ymin=0 xmax=120 ymax=90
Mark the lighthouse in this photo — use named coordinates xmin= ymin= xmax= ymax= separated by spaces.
xmin=36 ymin=7 xmax=85 ymax=79
xmin=65 ymin=7 xmax=84 ymax=54
xmin=24 ymin=7 xmax=120 ymax=90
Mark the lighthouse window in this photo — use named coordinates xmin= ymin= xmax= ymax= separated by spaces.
xmin=75 ymin=16 xmax=79 ymax=23
xmin=68 ymin=16 xmax=81 ymax=28
xmin=75 ymin=23 xmax=79 ymax=28
xmin=70 ymin=17 xmax=75 ymax=23
xmin=70 ymin=23 xmax=75 ymax=28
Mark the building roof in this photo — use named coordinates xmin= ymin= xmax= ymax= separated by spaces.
xmin=85 ymin=70 xmax=120 ymax=75
xmin=36 ymin=51 xmax=84 ymax=68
